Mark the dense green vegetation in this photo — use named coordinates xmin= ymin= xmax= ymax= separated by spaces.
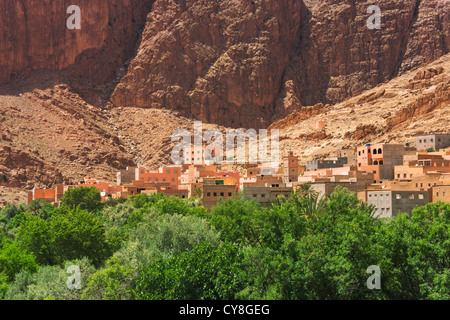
xmin=0 ymin=186 xmax=448 ymax=300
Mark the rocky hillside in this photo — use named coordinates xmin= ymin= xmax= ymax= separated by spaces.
xmin=270 ymin=53 xmax=450 ymax=160
xmin=112 ymin=0 xmax=449 ymax=128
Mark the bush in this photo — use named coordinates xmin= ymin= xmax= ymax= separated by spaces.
xmin=4 ymin=258 xmax=96 ymax=300
xmin=0 ymin=239 xmax=38 ymax=282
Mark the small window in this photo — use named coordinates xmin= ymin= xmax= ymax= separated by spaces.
xmin=409 ymin=194 xmax=415 ymax=200
xmin=253 ymin=194 xmax=257 ymax=198
xmin=172 ymin=178 xmax=175 ymax=182
xmin=207 ymin=192 xmax=211 ymax=197
xmin=214 ymin=192 xmax=217 ymax=197
xmin=228 ymin=193 xmax=232 ymax=197
xmin=396 ymin=194 xmax=402 ymax=199
xmin=174 ymin=170 xmax=177 ymax=174
xmin=167 ymin=170 xmax=170 ymax=174
xmin=419 ymin=194 xmax=424 ymax=200
xmin=261 ymin=194 xmax=266 ymax=198
xmin=148 ymin=178 xmax=151 ymax=182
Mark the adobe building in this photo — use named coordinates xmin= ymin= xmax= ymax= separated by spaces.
xmin=246 ymin=167 xmax=278 ymax=177
xmin=306 ymin=157 xmax=348 ymax=171
xmin=27 ymin=188 xmax=56 ymax=205
xmin=366 ymin=189 xmax=429 ymax=218
xmin=357 ymin=144 xmax=413 ymax=180
xmin=283 ymin=151 xmax=299 ymax=183
xmin=395 ymin=159 xmax=450 ymax=180
xmin=202 ymin=184 xmax=237 ymax=211
xmin=117 ymin=167 xmax=137 ymax=185
xmin=244 ymin=184 xmax=293 ymax=207
xmin=415 ymin=134 xmax=450 ymax=151
xmin=136 ymin=166 xmax=182 ymax=189
xmin=142 ymin=187 xmax=189 ymax=200
xmin=186 ymin=165 xmax=217 ymax=184
xmin=183 ymin=145 xmax=220 ymax=166
xmin=429 ymin=185 xmax=450 ymax=203
xmin=215 ymin=171 xmax=240 ymax=191
xmin=308 ymin=180 xmax=368 ymax=199
xmin=255 ymin=174 xmax=283 ymax=186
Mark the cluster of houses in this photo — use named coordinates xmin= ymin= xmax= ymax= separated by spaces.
xmin=26 ymin=133 xmax=450 ymax=218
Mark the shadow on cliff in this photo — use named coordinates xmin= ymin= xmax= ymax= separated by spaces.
xmin=0 ymin=0 xmax=154 ymax=108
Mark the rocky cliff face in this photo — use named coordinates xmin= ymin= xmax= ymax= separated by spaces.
xmin=0 ymin=0 xmax=154 ymax=84
xmin=112 ymin=0 xmax=448 ymax=128
xmin=1 ymin=0 xmax=448 ymax=128
xmin=287 ymin=0 xmax=449 ymax=107
xmin=111 ymin=0 xmax=305 ymax=128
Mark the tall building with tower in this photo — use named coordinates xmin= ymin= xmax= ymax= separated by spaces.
xmin=283 ymin=151 xmax=299 ymax=183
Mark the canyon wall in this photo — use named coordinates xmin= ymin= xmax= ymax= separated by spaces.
xmin=0 ymin=0 xmax=154 ymax=83
xmin=111 ymin=0 xmax=305 ymax=128
xmin=111 ymin=0 xmax=448 ymax=128
xmin=0 ymin=0 xmax=448 ymax=128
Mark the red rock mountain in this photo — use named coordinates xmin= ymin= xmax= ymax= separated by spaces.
xmin=0 ymin=0 xmax=154 ymax=84
xmin=111 ymin=0 xmax=449 ymax=127
xmin=1 ymin=0 xmax=447 ymax=128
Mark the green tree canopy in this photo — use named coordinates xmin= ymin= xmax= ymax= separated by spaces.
xmin=59 ymin=186 xmax=102 ymax=213
xmin=134 ymin=242 xmax=245 ymax=300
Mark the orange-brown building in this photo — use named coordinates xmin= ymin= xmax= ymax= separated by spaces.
xmin=137 ymin=166 xmax=182 ymax=189
xmin=357 ymin=144 xmax=411 ymax=180
xmin=283 ymin=151 xmax=299 ymax=183
xmin=429 ymin=185 xmax=450 ymax=203
xmin=27 ymin=188 xmax=56 ymax=205
xmin=202 ymin=184 xmax=237 ymax=211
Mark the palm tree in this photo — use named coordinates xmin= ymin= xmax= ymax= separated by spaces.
xmin=292 ymin=183 xmax=327 ymax=218
xmin=193 ymin=187 xmax=203 ymax=199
